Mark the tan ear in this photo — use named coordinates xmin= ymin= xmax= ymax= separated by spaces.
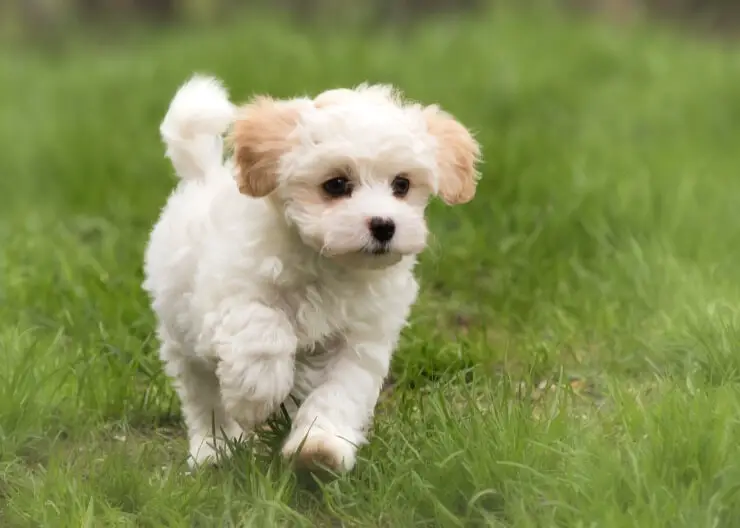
xmin=424 ymin=106 xmax=481 ymax=205
xmin=230 ymin=96 xmax=301 ymax=197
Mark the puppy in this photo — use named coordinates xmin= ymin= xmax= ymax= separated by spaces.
xmin=143 ymin=75 xmax=481 ymax=472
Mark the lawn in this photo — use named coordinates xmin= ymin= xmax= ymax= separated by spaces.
xmin=2 ymin=4 xmax=740 ymax=526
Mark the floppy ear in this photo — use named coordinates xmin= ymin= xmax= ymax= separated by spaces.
xmin=230 ymin=96 xmax=301 ymax=197
xmin=424 ymin=106 xmax=481 ymax=205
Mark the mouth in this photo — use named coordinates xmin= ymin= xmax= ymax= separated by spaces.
xmin=364 ymin=243 xmax=391 ymax=256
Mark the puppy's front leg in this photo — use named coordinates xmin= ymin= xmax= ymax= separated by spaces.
xmin=281 ymin=335 xmax=391 ymax=473
xmin=214 ymin=302 xmax=298 ymax=431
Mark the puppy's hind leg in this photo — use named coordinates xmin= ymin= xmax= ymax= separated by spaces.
xmin=160 ymin=340 xmax=243 ymax=468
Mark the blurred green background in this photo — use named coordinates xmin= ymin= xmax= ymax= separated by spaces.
xmin=5 ymin=0 xmax=740 ymax=48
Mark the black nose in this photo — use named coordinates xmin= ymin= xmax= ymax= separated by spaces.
xmin=369 ymin=217 xmax=396 ymax=243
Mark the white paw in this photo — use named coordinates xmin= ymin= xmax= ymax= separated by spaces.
xmin=187 ymin=424 xmax=244 ymax=468
xmin=188 ymin=436 xmax=222 ymax=468
xmin=282 ymin=427 xmax=357 ymax=473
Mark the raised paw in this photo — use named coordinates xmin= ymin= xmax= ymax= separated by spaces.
xmin=217 ymin=354 xmax=296 ymax=432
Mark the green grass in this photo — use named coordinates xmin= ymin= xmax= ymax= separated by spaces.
xmin=3 ymin=4 xmax=740 ymax=526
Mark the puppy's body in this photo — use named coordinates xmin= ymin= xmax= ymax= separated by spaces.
xmin=143 ymin=76 xmax=479 ymax=472
xmin=145 ymin=160 xmax=417 ymax=469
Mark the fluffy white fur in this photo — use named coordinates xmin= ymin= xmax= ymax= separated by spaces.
xmin=143 ymin=75 xmax=481 ymax=473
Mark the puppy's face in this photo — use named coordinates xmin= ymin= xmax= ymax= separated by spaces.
xmin=231 ymin=85 xmax=480 ymax=268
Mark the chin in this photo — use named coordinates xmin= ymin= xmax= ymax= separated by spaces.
xmin=331 ymin=250 xmax=406 ymax=270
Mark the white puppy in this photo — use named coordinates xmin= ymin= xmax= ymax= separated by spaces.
xmin=143 ymin=75 xmax=480 ymax=473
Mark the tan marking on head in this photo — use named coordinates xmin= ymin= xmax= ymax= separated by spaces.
xmin=424 ymin=105 xmax=481 ymax=205
xmin=230 ymin=96 xmax=301 ymax=197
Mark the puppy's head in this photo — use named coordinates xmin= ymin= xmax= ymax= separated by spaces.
xmin=230 ymin=84 xmax=481 ymax=268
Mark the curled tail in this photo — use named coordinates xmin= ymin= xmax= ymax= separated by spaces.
xmin=160 ymin=75 xmax=236 ymax=182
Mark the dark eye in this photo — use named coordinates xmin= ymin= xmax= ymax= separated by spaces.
xmin=322 ymin=176 xmax=352 ymax=198
xmin=391 ymin=174 xmax=410 ymax=197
